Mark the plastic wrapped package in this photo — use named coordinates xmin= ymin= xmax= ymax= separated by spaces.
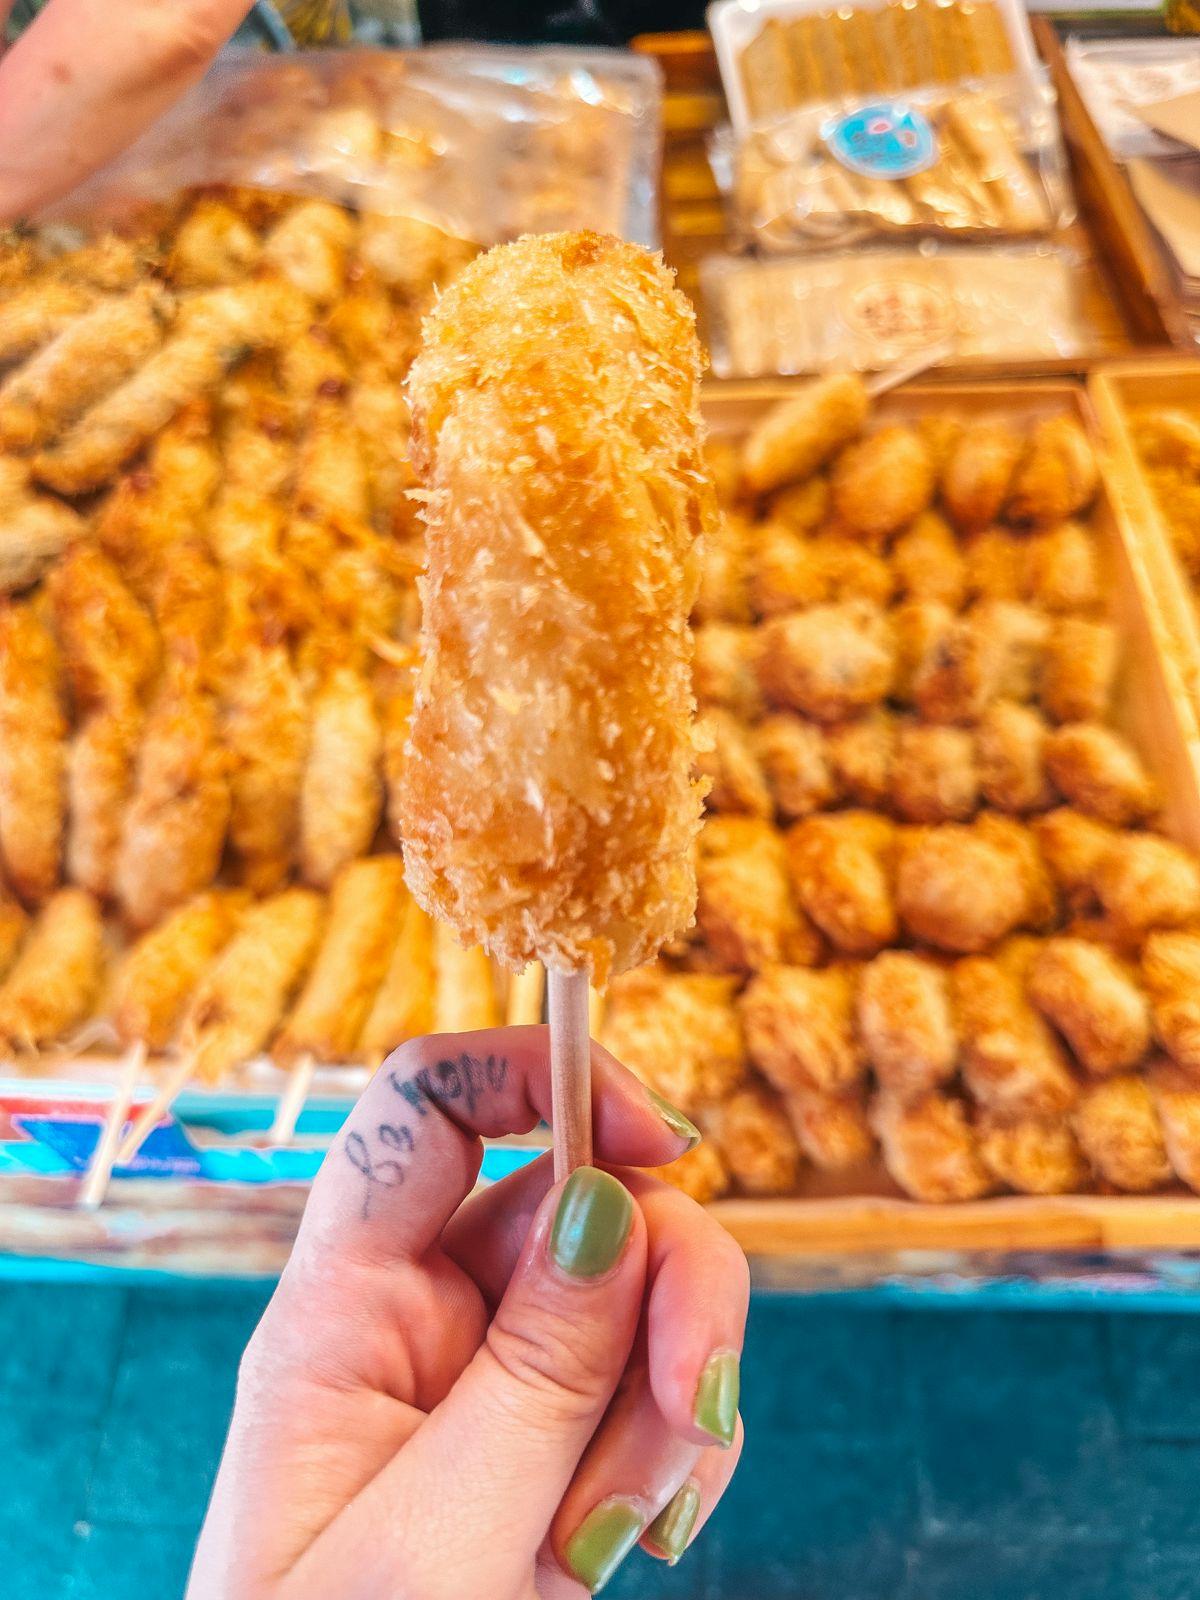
xmin=1065 ymin=37 xmax=1200 ymax=162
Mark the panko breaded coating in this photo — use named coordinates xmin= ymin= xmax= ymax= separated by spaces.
xmin=1141 ymin=931 xmax=1200 ymax=1076
xmin=168 ymin=197 xmax=262 ymax=288
xmin=741 ymin=373 xmax=868 ymax=495
xmin=1006 ymin=416 xmax=1098 ymax=525
xmin=976 ymin=1112 xmax=1090 ymax=1195
xmin=299 ymin=664 xmax=383 ymax=892
xmin=871 ymin=1090 xmax=994 ymax=1201
xmin=695 ymin=512 xmax=752 ymax=624
xmin=976 ymin=701 xmax=1056 ymax=813
xmin=974 ymin=812 xmax=1059 ymax=932
xmin=952 ymin=956 xmax=1078 ymax=1115
xmin=1148 ymin=1060 xmax=1200 ymax=1193
xmin=975 ymin=600 xmax=1049 ymax=703
xmin=1028 ymin=937 xmax=1151 ymax=1077
xmin=812 ymin=535 xmax=894 ymax=606
xmin=0 ymin=600 xmax=65 ymax=906
xmin=740 ymin=963 xmax=864 ymax=1095
xmin=1040 ymin=618 xmax=1118 ymax=724
xmin=758 ymin=601 xmax=895 ymax=723
xmin=261 ymin=200 xmax=356 ymax=305
xmin=0 ymin=888 xmax=104 ymax=1052
xmin=150 ymin=540 xmax=225 ymax=670
xmin=180 ymin=888 xmax=325 ymax=1084
xmin=962 ymin=526 xmax=1024 ymax=602
xmin=1094 ymin=833 xmax=1200 ymax=939
xmin=650 ymin=1139 xmax=731 ymax=1204
xmin=857 ymin=950 xmax=958 ymax=1100
xmin=1044 ymin=723 xmax=1159 ymax=826
xmin=699 ymin=1081 xmax=802 ymax=1196
xmin=66 ymin=698 xmax=141 ymax=901
xmin=751 ymin=714 xmax=837 ymax=821
xmin=358 ymin=896 xmax=436 ymax=1064
xmin=431 ymin=927 xmax=500 ymax=1035
xmin=1074 ymin=1074 xmax=1171 ymax=1192
xmin=109 ymin=889 xmax=245 ymax=1052
xmin=0 ymin=457 xmax=85 ymax=595
xmin=274 ymin=857 xmax=408 ymax=1067
xmin=827 ymin=711 xmax=895 ymax=807
xmin=786 ymin=812 xmax=897 ymax=956
xmin=400 ymin=234 xmax=713 ymax=984
xmin=830 ymin=424 xmax=935 ymax=541
xmin=769 ymin=474 xmax=830 ymax=533
xmin=941 ymin=421 xmax=1024 ymax=531
xmin=0 ymin=280 xmax=93 ymax=369
xmin=1021 ymin=521 xmax=1101 ymax=614
xmin=891 ymin=722 xmax=979 ymax=823
xmin=695 ymin=709 xmax=772 ymax=818
xmin=785 ymin=1085 xmax=874 ymax=1172
xmin=749 ymin=523 xmax=827 ymax=617
xmin=896 ymin=825 xmax=1027 ymax=953
xmin=697 ymin=819 xmax=821 ymax=971
xmin=1032 ymin=808 xmax=1117 ymax=910
xmin=602 ymin=966 xmax=746 ymax=1115
xmin=890 ymin=511 xmax=966 ymax=608
xmin=909 ymin=611 xmax=1003 ymax=725
xmin=47 ymin=544 xmax=159 ymax=711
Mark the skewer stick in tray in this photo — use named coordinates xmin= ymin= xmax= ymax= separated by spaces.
xmin=78 ymin=1039 xmax=146 ymax=1210
xmin=398 ymin=231 xmax=714 ymax=1181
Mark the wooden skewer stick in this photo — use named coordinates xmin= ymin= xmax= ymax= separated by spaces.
xmin=114 ymin=1051 xmax=194 ymax=1169
xmin=506 ymin=962 xmax=546 ymax=1028
xmin=266 ymin=1052 xmax=317 ymax=1147
xmin=548 ymin=968 xmax=592 ymax=1182
xmin=78 ymin=1039 xmax=146 ymax=1210
xmin=863 ymin=343 xmax=954 ymax=400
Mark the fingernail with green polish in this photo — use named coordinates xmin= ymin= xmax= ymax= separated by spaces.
xmin=565 ymin=1498 xmax=644 ymax=1594
xmin=694 ymin=1350 xmax=740 ymax=1447
xmin=646 ymin=1087 xmax=702 ymax=1151
xmin=646 ymin=1479 xmax=701 ymax=1566
xmin=550 ymin=1168 xmax=633 ymax=1279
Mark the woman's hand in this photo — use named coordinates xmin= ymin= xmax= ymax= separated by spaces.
xmin=189 ymin=1026 xmax=749 ymax=1599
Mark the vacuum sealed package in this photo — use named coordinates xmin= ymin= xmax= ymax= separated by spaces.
xmin=701 ymin=244 xmax=1094 ymax=374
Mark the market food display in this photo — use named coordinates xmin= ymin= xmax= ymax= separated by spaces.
xmin=1127 ymin=407 xmax=1200 ymax=592
xmin=603 ymin=378 xmax=1200 ymax=1205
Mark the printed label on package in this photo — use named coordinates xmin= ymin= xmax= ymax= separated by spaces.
xmin=825 ymin=102 xmax=937 ymax=180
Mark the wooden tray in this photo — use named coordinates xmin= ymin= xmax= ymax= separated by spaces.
xmin=694 ymin=375 xmax=1200 ymax=1253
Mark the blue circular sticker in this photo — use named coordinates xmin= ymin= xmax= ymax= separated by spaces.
xmin=825 ymin=101 xmax=937 ymax=180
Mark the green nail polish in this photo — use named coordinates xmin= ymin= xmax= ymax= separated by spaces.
xmin=646 ymin=1087 xmax=702 ymax=1150
xmin=565 ymin=1498 xmax=643 ymax=1593
xmin=646 ymin=1479 xmax=701 ymax=1566
xmin=694 ymin=1350 xmax=739 ymax=1446
xmin=550 ymin=1168 xmax=633 ymax=1279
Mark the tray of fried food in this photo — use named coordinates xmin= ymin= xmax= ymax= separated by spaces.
xmin=603 ymin=373 xmax=1200 ymax=1236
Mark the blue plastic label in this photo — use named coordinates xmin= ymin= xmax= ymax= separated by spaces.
xmin=825 ymin=102 xmax=937 ymax=180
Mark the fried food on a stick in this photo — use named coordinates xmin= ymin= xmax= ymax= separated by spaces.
xmin=857 ymin=950 xmax=958 ymax=1101
xmin=47 ymin=544 xmax=159 ymax=711
xmin=785 ymin=1084 xmax=874 ymax=1172
xmin=740 ymin=963 xmax=864 ymax=1095
xmin=741 ymin=373 xmax=868 ymax=495
xmin=1044 ymin=723 xmax=1159 ymax=826
xmin=1032 ymin=808 xmax=1117 ymax=910
xmin=1021 ymin=520 xmax=1101 ymax=614
xmin=261 ymin=200 xmax=356 ymax=305
xmin=1006 ymin=416 xmax=1098 ymax=525
xmin=1040 ymin=618 xmax=1118 ymax=724
xmin=401 ymin=233 xmax=713 ymax=982
xmin=0 ymin=280 xmax=93 ymax=369
xmin=181 ymin=888 xmax=325 ymax=1084
xmin=299 ymin=662 xmax=383 ymax=892
xmin=66 ymin=697 xmax=142 ymax=901
xmin=602 ymin=966 xmax=745 ymax=1115
xmin=1028 ymin=937 xmax=1151 ymax=1076
xmin=698 ymin=818 xmax=822 ymax=971
xmin=695 ymin=512 xmax=752 ymax=624
xmin=941 ymin=421 xmax=1023 ymax=530
xmin=891 ymin=511 xmax=966 ymax=608
xmin=0 ymin=888 xmax=104 ymax=1052
xmin=1148 ymin=1060 xmax=1200 ymax=1193
xmin=827 ymin=710 xmax=895 ymax=807
xmin=1141 ymin=931 xmax=1200 ymax=1076
xmin=358 ymin=896 xmax=436 ymax=1064
xmin=751 ymin=714 xmax=837 ymax=821
xmin=1073 ymin=1074 xmax=1170 ymax=1192
xmin=693 ymin=623 xmax=764 ymax=721
xmin=758 ymin=602 xmax=895 ymax=723
xmin=976 ymin=1111 xmax=1089 ymax=1195
xmin=871 ymin=1090 xmax=993 ymax=1201
xmin=115 ymin=666 xmax=230 ymax=931
xmin=652 ymin=1139 xmax=731 ymax=1203
xmin=1094 ymin=833 xmax=1200 ymax=939
xmin=786 ymin=811 xmax=896 ymax=956
xmin=830 ymin=424 xmax=935 ymax=540
xmin=0 ymin=599 xmax=65 ymax=905
xmin=892 ymin=722 xmax=979 ymax=823
xmin=896 ymin=825 xmax=1027 ymax=953
xmin=275 ymin=857 xmax=409 ymax=1067
xmin=698 ymin=1081 xmax=802 ymax=1196
xmin=977 ymin=701 xmax=1056 ymax=813
xmin=749 ymin=523 xmax=827 ymax=617
xmin=696 ymin=708 xmax=772 ymax=818
xmin=962 ymin=526 xmax=1023 ymax=601
xmin=109 ymin=889 xmax=246 ymax=1052
xmin=0 ymin=457 xmax=84 ymax=594
xmin=952 ymin=955 xmax=1078 ymax=1115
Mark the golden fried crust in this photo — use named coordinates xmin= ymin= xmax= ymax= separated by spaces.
xmin=918 ymin=414 xmax=965 ymax=474
xmin=953 ymin=955 xmax=1078 ymax=1116
xmin=749 ymin=523 xmax=827 ymax=618
xmin=0 ymin=889 xmax=104 ymax=1052
xmin=942 ymin=422 xmax=1023 ymax=531
xmin=813 ymin=536 xmax=894 ymax=606
xmin=896 ymin=826 xmax=1026 ymax=953
xmin=784 ymin=1085 xmax=875 ymax=1172
xmin=697 ymin=840 xmax=821 ymax=973
xmin=976 ymin=1112 xmax=1090 ymax=1195
xmin=695 ymin=512 xmax=752 ymax=625
xmin=1041 ymin=618 xmax=1118 ymax=725
xmin=695 ymin=709 xmax=772 ymax=818
xmin=222 ymin=641 xmax=310 ymax=896
xmin=871 ymin=1090 xmax=994 ymax=1201
xmin=650 ymin=1139 xmax=731 ymax=1204
xmin=977 ymin=701 xmax=1056 ymax=813
xmin=0 ymin=901 xmax=27 ymax=986
xmin=769 ymin=475 xmax=830 ymax=534
xmin=892 ymin=723 xmax=978 ymax=823
xmin=962 ymin=526 xmax=1025 ymax=601
xmin=1148 ymin=1059 xmax=1200 ymax=1193
xmin=1131 ymin=408 xmax=1200 ymax=473
xmin=1044 ymin=724 xmax=1159 ymax=827
xmin=0 ymin=456 xmax=85 ymax=595
xmin=740 ymin=963 xmax=865 ymax=1095
xmin=857 ymin=951 xmax=958 ymax=1100
xmin=1074 ymin=1075 xmax=1171 ymax=1192
xmin=786 ymin=813 xmax=897 ymax=956
xmin=402 ymin=234 xmax=712 ymax=984
xmin=974 ymin=600 xmax=1049 ymax=703
xmin=703 ymin=439 xmax=742 ymax=510
xmin=0 ymin=601 xmax=65 ymax=906
xmin=828 ymin=711 xmax=895 ymax=807
xmin=1006 ymin=417 xmax=1098 ymax=526
xmin=831 ymin=425 xmax=935 ymax=541
xmin=66 ymin=699 xmax=141 ymax=901
xmin=693 ymin=624 xmax=765 ymax=721
xmin=1028 ymin=937 xmax=1151 ymax=1077
xmin=602 ymin=966 xmax=746 ymax=1115
xmin=974 ymin=813 xmax=1059 ymax=932
xmin=891 ymin=511 xmax=966 ymax=608
xmin=1021 ymin=521 xmax=1101 ymax=615
xmin=109 ymin=890 xmax=246 ymax=1051
xmin=299 ymin=665 xmax=383 ymax=893
xmin=758 ymin=602 xmax=895 ymax=724
xmin=358 ymin=898 xmax=435 ymax=1065
xmin=751 ymin=714 xmax=837 ymax=821
xmin=1094 ymin=833 xmax=1200 ymax=940
xmin=741 ymin=374 xmax=868 ymax=495
xmin=47 ymin=544 xmax=159 ymax=712
xmin=699 ymin=1081 xmax=802 ymax=1196
xmin=1141 ymin=931 xmax=1200 ymax=1077
xmin=910 ymin=612 xmax=1003 ymax=725
xmin=1032 ymin=808 xmax=1117 ymax=909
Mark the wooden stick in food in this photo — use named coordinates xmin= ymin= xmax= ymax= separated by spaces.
xmin=401 ymin=231 xmax=713 ymax=1175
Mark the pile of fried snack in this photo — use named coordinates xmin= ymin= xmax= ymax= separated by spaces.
xmin=1129 ymin=408 xmax=1200 ymax=594
xmin=0 ymin=185 xmax=507 ymax=1084
xmin=606 ymin=375 xmax=1200 ymax=1205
